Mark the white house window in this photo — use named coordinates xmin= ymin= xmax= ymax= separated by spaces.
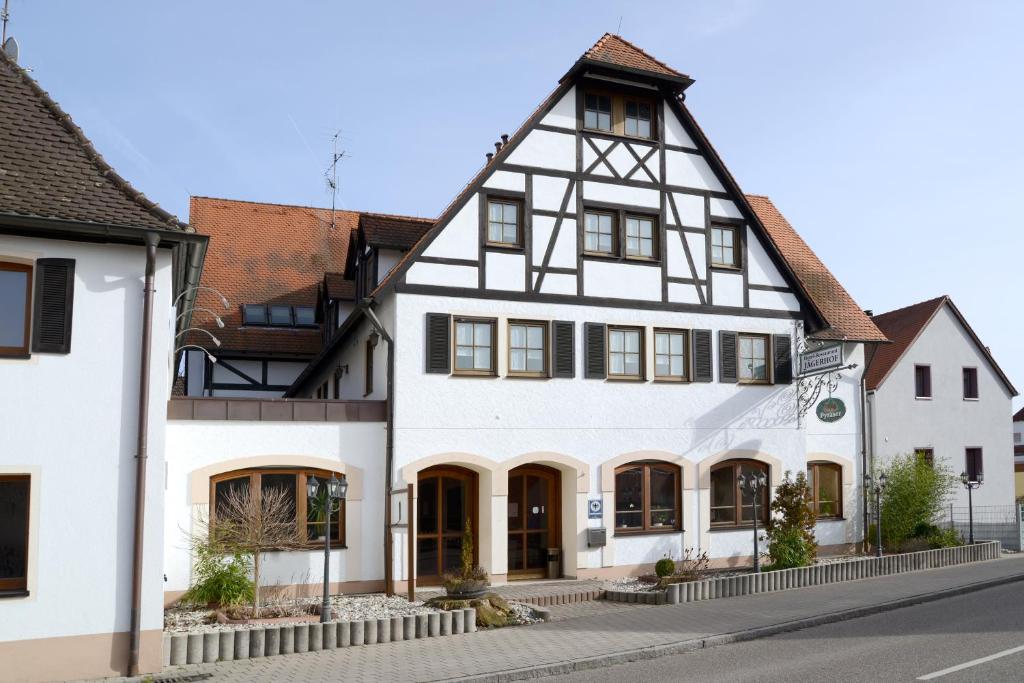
xmin=0 ymin=262 xmax=31 ymax=357
xmin=584 ymin=211 xmax=615 ymax=254
xmin=608 ymin=327 xmax=643 ymax=379
xmin=624 ymin=101 xmax=652 ymax=139
xmin=710 ymin=226 xmax=739 ymax=268
xmin=487 ymin=199 xmax=520 ymax=247
xmin=508 ymin=321 xmax=547 ymax=377
xmin=738 ymin=334 xmax=769 ymax=383
xmin=0 ymin=475 xmax=30 ymax=593
xmin=454 ymin=318 xmax=495 ymax=375
xmin=625 ymin=216 xmax=656 ymax=258
xmin=584 ymin=93 xmax=612 ymax=131
xmin=654 ymin=329 xmax=688 ymax=380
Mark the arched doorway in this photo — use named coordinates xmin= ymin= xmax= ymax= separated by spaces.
xmin=416 ymin=466 xmax=478 ymax=586
xmin=507 ymin=464 xmax=560 ymax=579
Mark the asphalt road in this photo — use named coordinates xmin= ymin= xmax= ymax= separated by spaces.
xmin=544 ymin=581 xmax=1024 ymax=682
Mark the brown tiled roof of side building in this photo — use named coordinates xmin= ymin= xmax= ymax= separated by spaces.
xmin=361 ymin=214 xmax=433 ymax=250
xmin=0 ymin=50 xmax=188 ymax=232
xmin=323 ymin=272 xmax=355 ymax=302
xmin=582 ymin=33 xmax=687 ymax=79
xmin=1015 ymin=407 xmax=1024 ymax=422
xmin=746 ymin=195 xmax=888 ymax=344
xmin=188 ymin=197 xmax=357 ymax=356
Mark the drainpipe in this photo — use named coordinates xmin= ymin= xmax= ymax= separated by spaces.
xmin=128 ymin=233 xmax=159 ymax=676
xmin=360 ymin=298 xmax=395 ymax=596
xmin=860 ymin=375 xmax=870 ymax=553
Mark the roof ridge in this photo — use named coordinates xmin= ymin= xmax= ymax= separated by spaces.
xmin=871 ymin=295 xmax=948 ymax=321
xmin=594 ymin=33 xmax=683 ymax=77
xmin=0 ymin=50 xmax=189 ymax=232
xmin=190 ymin=195 xmax=433 ymax=222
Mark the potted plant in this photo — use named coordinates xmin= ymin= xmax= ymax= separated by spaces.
xmin=442 ymin=519 xmax=490 ymax=599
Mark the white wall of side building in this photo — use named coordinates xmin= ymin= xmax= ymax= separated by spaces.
xmin=868 ymin=304 xmax=1016 ymax=508
xmin=0 ymin=234 xmax=172 ymax=676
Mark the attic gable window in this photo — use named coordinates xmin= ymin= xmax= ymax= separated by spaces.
xmin=582 ymin=92 xmax=655 ymax=140
xmin=584 ymin=211 xmax=615 ymax=255
xmin=710 ymin=226 xmax=739 ymax=268
xmin=584 ymin=93 xmax=612 ymax=132
xmin=487 ymin=199 xmax=521 ymax=247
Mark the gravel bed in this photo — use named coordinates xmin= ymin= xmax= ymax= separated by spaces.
xmin=507 ymin=601 xmax=542 ymax=625
xmin=164 ymin=594 xmax=439 ymax=633
xmin=602 ymin=577 xmax=658 ymax=593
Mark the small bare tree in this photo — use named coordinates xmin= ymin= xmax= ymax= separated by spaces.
xmin=204 ymin=485 xmax=303 ymax=617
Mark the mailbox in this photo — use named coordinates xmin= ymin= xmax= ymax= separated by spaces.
xmin=587 ymin=527 xmax=607 ymax=548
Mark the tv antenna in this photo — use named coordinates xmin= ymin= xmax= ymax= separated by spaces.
xmin=2 ymin=0 xmax=11 ymax=43
xmin=324 ymin=130 xmax=346 ymax=231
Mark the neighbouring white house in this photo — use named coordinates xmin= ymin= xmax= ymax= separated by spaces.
xmin=1013 ymin=407 xmax=1024 ymax=498
xmin=0 ymin=49 xmax=207 ymax=682
xmin=866 ymin=296 xmax=1018 ymax=508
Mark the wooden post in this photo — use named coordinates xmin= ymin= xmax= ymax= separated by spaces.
xmin=407 ymin=484 xmax=415 ymax=602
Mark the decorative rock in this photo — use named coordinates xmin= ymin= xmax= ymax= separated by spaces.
xmin=264 ymin=626 xmax=280 ymax=656
xmin=439 ymin=610 xmax=453 ymax=636
xmin=416 ymin=613 xmax=429 ymax=638
xmin=404 ymin=614 xmax=417 ymax=639
xmin=169 ymin=633 xmax=187 ymax=666
xmin=219 ymin=630 xmax=234 ymax=661
xmin=203 ymin=631 xmax=219 ymax=663
xmin=186 ymin=632 xmax=203 ymax=665
xmin=294 ymin=622 xmax=309 ymax=653
xmin=377 ymin=617 xmax=390 ymax=643
xmin=391 ymin=615 xmax=403 ymax=642
xmin=279 ymin=625 xmax=294 ymax=655
xmin=428 ymin=612 xmax=441 ymax=637
xmin=308 ymin=623 xmax=322 ymax=651
xmin=363 ymin=618 xmax=377 ymax=645
xmin=350 ymin=619 xmax=364 ymax=646
xmin=249 ymin=627 xmax=265 ymax=658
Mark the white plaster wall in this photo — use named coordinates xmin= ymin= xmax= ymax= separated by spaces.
xmin=583 ymin=261 xmax=661 ymax=301
xmin=665 ymin=150 xmax=725 ymax=192
xmin=483 ymin=171 xmax=526 ymax=193
xmin=749 ymin=289 xmax=801 ymax=312
xmin=376 ymin=249 xmax=403 ymax=285
xmin=709 ymin=198 xmax=743 ymax=220
xmin=583 ymin=179 xmax=660 ymax=209
xmin=505 ymin=129 xmax=575 ymax=172
xmin=0 ymin=235 xmax=171 ymax=643
xmin=163 ymin=421 xmax=386 ymax=595
xmin=332 ymin=297 xmax=395 ymax=401
xmin=539 ymin=86 xmax=575 ymax=130
xmin=870 ymin=304 xmax=1016 ymax=508
xmin=746 ymin=229 xmax=789 ymax=288
xmin=532 ymin=175 xmax=574 ymax=213
xmin=422 ymin=196 xmax=478 ymax=260
xmin=711 ymin=271 xmax=744 ymax=308
xmin=671 ymin=193 xmax=705 ymax=228
xmin=405 ymin=262 xmax=478 ymax=288
xmin=538 ymin=273 xmax=576 ymax=295
xmin=485 ymin=251 xmax=526 ymax=292
xmin=663 ymin=101 xmax=696 ymax=148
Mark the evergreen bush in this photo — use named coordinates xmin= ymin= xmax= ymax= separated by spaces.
xmin=764 ymin=470 xmax=817 ymax=569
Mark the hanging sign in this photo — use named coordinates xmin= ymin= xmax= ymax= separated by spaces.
xmin=816 ymin=397 xmax=847 ymax=423
xmin=588 ymin=499 xmax=603 ymax=519
xmin=799 ymin=343 xmax=843 ymax=375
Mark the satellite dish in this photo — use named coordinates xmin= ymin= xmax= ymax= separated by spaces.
xmin=2 ymin=36 xmax=18 ymax=63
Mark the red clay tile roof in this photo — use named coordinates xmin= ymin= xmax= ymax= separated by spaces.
xmin=582 ymin=33 xmax=687 ymax=79
xmin=866 ymin=295 xmax=1017 ymax=395
xmin=0 ymin=50 xmax=188 ymax=232
xmin=323 ymin=272 xmax=355 ymax=302
xmin=361 ymin=214 xmax=432 ymax=250
xmin=745 ymin=195 xmax=887 ymax=343
xmin=188 ymin=197 xmax=357 ymax=356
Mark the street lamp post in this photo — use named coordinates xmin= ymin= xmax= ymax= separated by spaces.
xmin=960 ymin=471 xmax=984 ymax=544
xmin=864 ymin=472 xmax=888 ymax=558
xmin=737 ymin=471 xmax=768 ymax=573
xmin=306 ymin=473 xmax=348 ymax=623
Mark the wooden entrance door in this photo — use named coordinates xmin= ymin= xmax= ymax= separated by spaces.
xmin=507 ymin=465 xmax=560 ymax=579
xmin=416 ymin=466 xmax=477 ymax=586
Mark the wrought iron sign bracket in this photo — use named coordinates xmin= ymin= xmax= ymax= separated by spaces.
xmin=796 ymin=363 xmax=858 ymax=421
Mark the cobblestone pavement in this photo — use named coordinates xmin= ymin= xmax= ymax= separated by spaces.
xmin=79 ymin=556 xmax=1024 ymax=683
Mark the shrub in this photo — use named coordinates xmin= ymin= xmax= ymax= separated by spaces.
xmin=442 ymin=518 xmax=490 ymax=593
xmin=655 ymin=549 xmax=711 ymax=588
xmin=655 ymin=557 xmax=675 ymax=578
xmin=877 ymin=453 xmax=957 ymax=552
xmin=181 ymin=541 xmax=254 ymax=608
xmin=764 ymin=471 xmax=817 ymax=569
xmin=926 ymin=527 xmax=963 ymax=549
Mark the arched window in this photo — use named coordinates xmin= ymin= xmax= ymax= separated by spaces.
xmin=210 ymin=468 xmax=346 ymax=548
xmin=614 ymin=462 xmax=681 ymax=533
xmin=710 ymin=460 xmax=769 ymax=527
xmin=807 ymin=462 xmax=842 ymax=519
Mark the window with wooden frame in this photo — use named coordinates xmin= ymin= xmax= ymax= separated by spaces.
xmin=710 ymin=225 xmax=740 ymax=268
xmin=807 ymin=462 xmax=842 ymax=519
xmin=914 ymin=448 xmax=935 ymax=467
xmin=508 ymin=320 xmax=548 ymax=377
xmin=210 ymin=469 xmax=346 ymax=547
xmin=965 ymin=448 xmax=983 ymax=481
xmin=364 ymin=334 xmax=377 ymax=396
xmin=0 ymin=475 xmax=30 ymax=594
xmin=654 ymin=328 xmax=689 ymax=381
xmin=737 ymin=333 xmax=770 ymax=384
xmin=962 ymin=367 xmax=979 ymax=400
xmin=915 ymin=365 xmax=932 ymax=399
xmin=582 ymin=91 xmax=656 ymax=140
xmin=486 ymin=198 xmax=522 ymax=247
xmin=583 ymin=210 xmax=616 ymax=255
xmin=624 ymin=215 xmax=657 ymax=259
xmin=614 ymin=462 xmax=680 ymax=533
xmin=607 ymin=326 xmax=644 ymax=380
xmin=0 ymin=262 xmax=32 ymax=357
xmin=710 ymin=460 xmax=769 ymax=527
xmin=453 ymin=318 xmax=496 ymax=375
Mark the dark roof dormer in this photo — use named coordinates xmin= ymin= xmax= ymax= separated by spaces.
xmin=560 ymin=33 xmax=695 ymax=91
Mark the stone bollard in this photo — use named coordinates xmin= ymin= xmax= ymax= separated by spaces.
xmin=363 ymin=618 xmax=377 ymax=645
xmin=249 ymin=627 xmax=265 ymax=658
xmin=464 ymin=608 xmax=477 ymax=633
xmin=219 ymin=630 xmax=235 ymax=661
xmin=309 ymin=623 xmax=323 ymax=651
xmin=203 ymin=632 xmax=219 ymax=663
xmin=162 ymin=632 xmax=171 ymax=668
xmin=416 ymin=613 xmax=429 ymax=638
xmin=186 ymin=632 xmax=204 ymax=665
xmin=169 ymin=633 xmax=187 ymax=666
xmin=404 ymin=615 xmax=417 ymax=640
xmin=294 ymin=622 xmax=309 ymax=653
xmin=439 ymin=610 xmax=453 ymax=636
xmin=453 ymin=610 xmax=465 ymax=634
xmin=428 ymin=612 xmax=441 ymax=637
xmin=377 ymin=617 xmax=390 ymax=644
xmin=338 ymin=621 xmax=350 ymax=648
xmin=668 ymin=583 xmax=681 ymax=604
xmin=264 ymin=626 xmax=280 ymax=657
xmin=391 ymin=615 xmax=403 ymax=642
xmin=349 ymin=619 xmax=364 ymax=646
xmin=279 ymin=625 xmax=294 ymax=655
xmin=323 ymin=623 xmax=337 ymax=650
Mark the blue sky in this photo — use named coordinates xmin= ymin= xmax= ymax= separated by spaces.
xmin=8 ymin=1 xmax=1023 ymax=408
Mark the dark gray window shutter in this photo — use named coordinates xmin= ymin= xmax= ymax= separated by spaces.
xmin=32 ymin=258 xmax=75 ymax=354
xmin=584 ymin=323 xmax=606 ymax=379
xmin=552 ymin=321 xmax=575 ymax=378
xmin=773 ymin=334 xmax=793 ymax=384
xmin=692 ymin=329 xmax=712 ymax=382
xmin=718 ymin=331 xmax=737 ymax=383
xmin=424 ymin=313 xmax=451 ymax=374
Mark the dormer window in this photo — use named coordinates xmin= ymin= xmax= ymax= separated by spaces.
xmin=583 ymin=92 xmax=655 ymax=140
xmin=584 ymin=94 xmax=612 ymax=132
xmin=242 ymin=304 xmax=317 ymax=328
xmin=269 ymin=305 xmax=293 ymax=326
xmin=242 ymin=304 xmax=268 ymax=326
xmin=624 ymin=101 xmax=652 ymax=138
xmin=487 ymin=198 xmax=522 ymax=248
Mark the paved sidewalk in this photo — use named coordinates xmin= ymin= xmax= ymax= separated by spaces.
xmin=84 ymin=555 xmax=1024 ymax=683
xmin=417 ymin=578 xmax=604 ymax=605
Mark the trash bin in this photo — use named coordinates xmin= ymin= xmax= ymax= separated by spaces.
xmin=546 ymin=548 xmax=561 ymax=579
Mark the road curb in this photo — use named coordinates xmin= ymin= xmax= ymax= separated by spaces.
xmin=447 ymin=570 xmax=1024 ymax=682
